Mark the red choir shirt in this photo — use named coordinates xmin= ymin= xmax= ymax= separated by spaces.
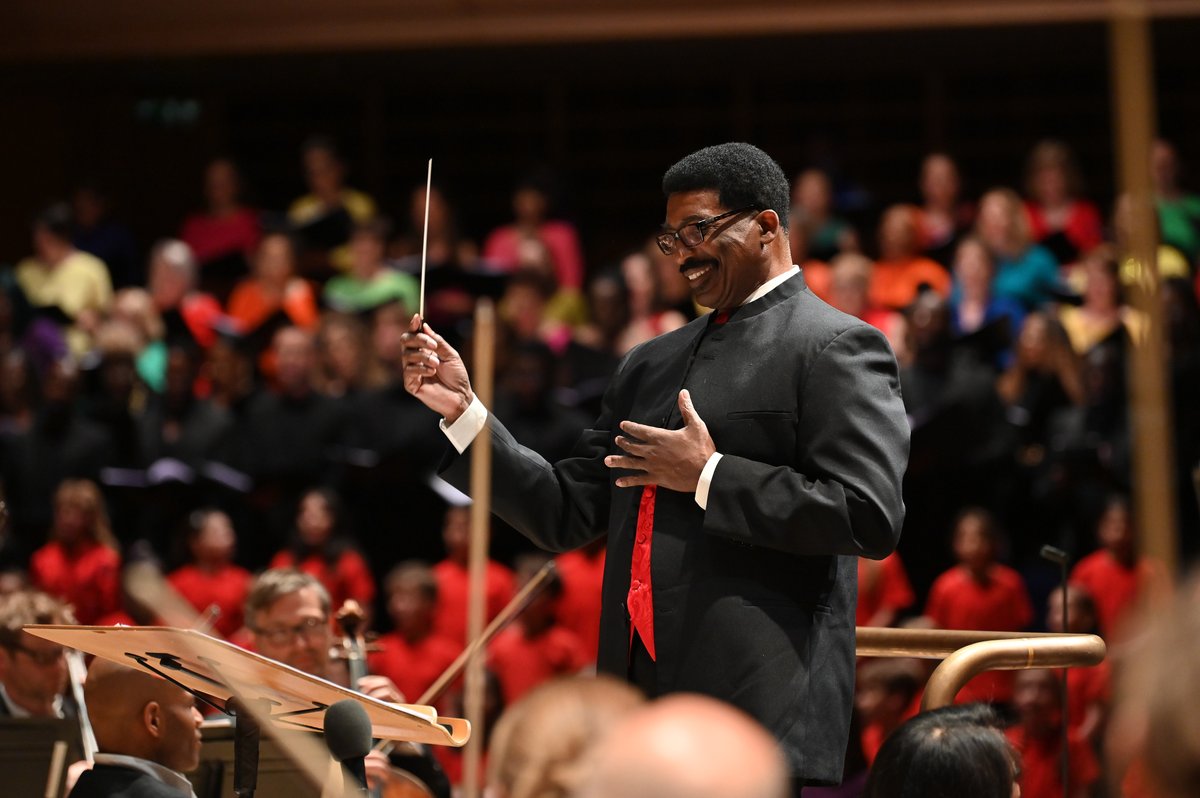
xmin=925 ymin=564 xmax=1032 ymax=704
xmin=432 ymin=559 xmax=515 ymax=645
xmin=856 ymin=552 xmax=916 ymax=627
xmin=1070 ymin=550 xmax=1166 ymax=640
xmin=180 ymin=208 xmax=261 ymax=265
xmin=1024 ymin=200 xmax=1105 ymax=261
xmin=555 ymin=549 xmax=606 ymax=663
xmin=1006 ymin=726 xmax=1100 ymax=798
xmin=367 ymin=631 xmax=462 ymax=704
xmin=488 ymin=624 xmax=589 ymax=706
xmin=30 ymin=540 xmax=121 ymax=625
xmin=1065 ymin=661 xmax=1110 ymax=735
xmin=178 ymin=292 xmax=225 ymax=349
xmin=166 ymin=563 xmax=252 ymax=638
xmin=270 ymin=549 xmax=377 ymax=613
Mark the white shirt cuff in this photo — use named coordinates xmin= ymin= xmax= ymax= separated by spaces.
xmin=694 ymin=452 xmax=723 ymax=510
xmin=439 ymin=395 xmax=488 ymax=454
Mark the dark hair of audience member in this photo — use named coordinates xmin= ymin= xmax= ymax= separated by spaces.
xmin=864 ymin=703 xmax=1016 ymax=798
xmin=34 ymin=202 xmax=75 ymax=241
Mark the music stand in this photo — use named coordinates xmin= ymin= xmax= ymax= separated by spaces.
xmin=25 ymin=626 xmax=470 ymax=796
xmin=0 ymin=716 xmax=82 ymax=798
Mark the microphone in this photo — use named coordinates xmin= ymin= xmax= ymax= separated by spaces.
xmin=1039 ymin=545 xmax=1068 ymax=566
xmin=324 ymin=699 xmax=373 ymax=796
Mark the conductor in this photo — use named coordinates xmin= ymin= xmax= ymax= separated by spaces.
xmin=401 ymin=142 xmax=909 ymax=788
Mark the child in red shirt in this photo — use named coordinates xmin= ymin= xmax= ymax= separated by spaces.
xmin=432 ymin=506 xmax=514 ymax=645
xmin=270 ymin=487 xmax=376 ymax=621
xmin=29 ymin=479 xmax=121 ymax=625
xmin=1046 ymin=585 xmax=1109 ymax=744
xmin=554 ymin=537 xmax=606 ymax=664
xmin=166 ymin=508 xmax=251 ymax=638
xmin=855 ymin=658 xmax=923 ymax=766
xmin=368 ymin=561 xmax=462 ymax=704
xmin=857 ymin=551 xmax=915 ymax=628
xmin=1006 ymin=668 xmax=1100 ymax=798
xmin=488 ymin=554 xmax=587 ymax=706
xmin=925 ymin=508 xmax=1032 ymax=705
xmin=1070 ymin=495 xmax=1169 ymax=641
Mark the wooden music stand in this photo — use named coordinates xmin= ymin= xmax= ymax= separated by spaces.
xmin=24 ymin=625 xmax=470 ymax=747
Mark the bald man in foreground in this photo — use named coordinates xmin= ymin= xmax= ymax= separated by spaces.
xmin=69 ymin=659 xmax=203 ymax=798
xmin=573 ymin=694 xmax=789 ymax=798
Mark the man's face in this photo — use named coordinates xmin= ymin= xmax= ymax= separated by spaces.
xmin=664 ymin=189 xmax=766 ymax=311
xmin=0 ymin=634 xmax=68 ymax=714
xmin=154 ymin=688 xmax=204 ymax=773
xmin=251 ymin=588 xmax=332 ymax=678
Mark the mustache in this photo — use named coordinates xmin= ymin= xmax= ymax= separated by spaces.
xmin=679 ymin=258 xmax=717 ymax=275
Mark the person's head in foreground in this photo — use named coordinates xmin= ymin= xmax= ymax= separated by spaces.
xmin=84 ymin=657 xmax=204 ymax=775
xmin=570 ymin=693 xmax=789 ymax=798
xmin=1107 ymin=571 xmax=1200 ymax=798
xmin=863 ymin=703 xmax=1016 ymax=798
xmin=487 ymin=674 xmax=644 ymax=798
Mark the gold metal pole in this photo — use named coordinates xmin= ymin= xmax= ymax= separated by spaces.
xmin=855 ymin=626 xmax=1095 ymax=659
xmin=463 ymin=299 xmax=495 ymax=798
xmin=1109 ymin=0 xmax=1178 ymax=572
xmin=921 ymin=635 xmax=1107 ymax=711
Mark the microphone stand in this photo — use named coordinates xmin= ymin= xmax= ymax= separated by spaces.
xmin=1040 ymin=544 xmax=1070 ymax=798
xmin=228 ymin=698 xmax=268 ymax=798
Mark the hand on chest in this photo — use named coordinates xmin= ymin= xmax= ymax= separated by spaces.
xmin=619 ymin=327 xmax=801 ymax=466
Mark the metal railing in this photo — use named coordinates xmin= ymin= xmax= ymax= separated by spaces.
xmin=855 ymin=627 xmax=1107 ymax=711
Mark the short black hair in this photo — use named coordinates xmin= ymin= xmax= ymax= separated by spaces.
xmin=865 ymin=704 xmax=1015 ymax=798
xmin=34 ymin=202 xmax=75 ymax=241
xmin=662 ymin=143 xmax=790 ymax=232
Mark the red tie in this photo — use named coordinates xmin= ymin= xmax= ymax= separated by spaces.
xmin=626 ymin=308 xmax=728 ymax=662
xmin=628 ymin=485 xmax=657 ymax=659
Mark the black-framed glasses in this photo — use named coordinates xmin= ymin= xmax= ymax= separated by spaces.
xmin=6 ymin=643 xmax=66 ymax=667
xmin=253 ymin=616 xmax=329 ymax=646
xmin=656 ymin=206 xmax=759 ymax=255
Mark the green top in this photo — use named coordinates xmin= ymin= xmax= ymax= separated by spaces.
xmin=1157 ymin=193 xmax=1200 ymax=263
xmin=323 ymin=269 xmax=419 ymax=315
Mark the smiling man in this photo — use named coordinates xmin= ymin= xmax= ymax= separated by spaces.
xmin=401 ymin=142 xmax=909 ymax=791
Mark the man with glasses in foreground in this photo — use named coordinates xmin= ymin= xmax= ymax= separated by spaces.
xmin=402 ymin=143 xmax=909 ymax=792
xmin=0 ymin=588 xmax=77 ymax=719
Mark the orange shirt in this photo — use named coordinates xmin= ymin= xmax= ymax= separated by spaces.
xmin=226 ymin=277 xmax=319 ymax=331
xmin=868 ymin=256 xmax=951 ymax=310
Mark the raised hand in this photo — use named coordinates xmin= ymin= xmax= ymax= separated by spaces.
xmin=400 ymin=314 xmax=475 ymax=422
xmin=604 ymin=389 xmax=716 ymax=493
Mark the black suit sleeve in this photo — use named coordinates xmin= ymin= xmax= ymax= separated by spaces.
xmin=440 ymin=358 xmax=629 ymax=553
xmin=702 ymin=324 xmax=909 ymax=559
